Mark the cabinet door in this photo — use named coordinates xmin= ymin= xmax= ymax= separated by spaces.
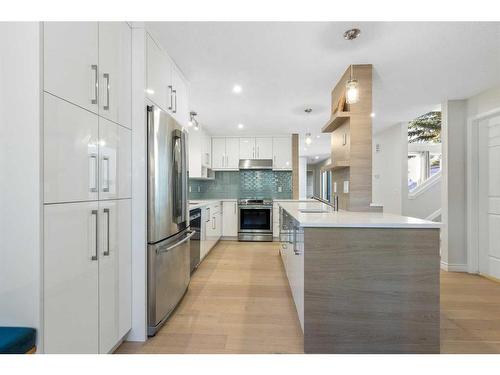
xmin=99 ymin=199 xmax=131 ymax=353
xmin=44 ymin=22 xmax=98 ymax=113
xmin=44 ymin=93 xmax=99 ymax=204
xmin=226 ymin=138 xmax=240 ymax=169
xmin=99 ymin=22 xmax=132 ymax=129
xmin=239 ymin=137 xmax=255 ymax=159
xmin=222 ymin=201 xmax=238 ymax=237
xmin=146 ymin=34 xmax=170 ymax=112
xmin=212 ymin=137 xmax=226 ymax=169
xmin=171 ymin=66 xmax=189 ymax=127
xmin=202 ymin=132 xmax=212 ymax=168
xmin=273 ymin=137 xmax=292 ymax=170
xmin=255 ymin=138 xmax=273 ymax=159
xmin=44 ymin=202 xmax=99 ymax=353
xmin=99 ymin=118 xmax=132 ymax=200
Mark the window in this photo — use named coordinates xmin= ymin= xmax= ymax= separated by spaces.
xmin=408 ymin=111 xmax=442 ymax=191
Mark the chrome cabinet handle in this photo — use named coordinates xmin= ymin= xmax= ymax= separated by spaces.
xmin=102 ymin=156 xmax=110 ymax=192
xmin=273 ymin=155 xmax=276 ymax=165
xmin=234 ymin=202 xmax=236 ymax=214
xmin=172 ymin=89 xmax=177 ymax=113
xmin=91 ymin=209 xmax=98 ymax=261
xmin=226 ymin=155 xmax=228 ymax=166
xmin=103 ymin=208 xmax=110 ymax=256
xmin=91 ymin=65 xmax=98 ymax=104
xmin=257 ymin=146 xmax=259 ymax=158
xmin=89 ymin=154 xmax=98 ymax=192
xmin=212 ymin=217 xmax=215 ymax=230
xmin=168 ymin=85 xmax=173 ymax=110
xmin=103 ymin=73 xmax=110 ymax=110
xmin=156 ymin=231 xmax=196 ymax=254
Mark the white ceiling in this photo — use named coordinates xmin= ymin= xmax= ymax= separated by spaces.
xmin=147 ymin=22 xmax=500 ymax=158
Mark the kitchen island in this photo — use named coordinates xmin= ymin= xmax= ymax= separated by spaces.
xmin=278 ymin=200 xmax=441 ymax=354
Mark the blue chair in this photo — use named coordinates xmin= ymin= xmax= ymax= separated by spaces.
xmin=0 ymin=327 xmax=37 ymax=354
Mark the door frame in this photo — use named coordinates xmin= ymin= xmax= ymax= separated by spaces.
xmin=466 ymin=106 xmax=500 ymax=273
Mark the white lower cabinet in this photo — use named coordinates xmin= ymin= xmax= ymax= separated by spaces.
xmin=222 ymin=200 xmax=238 ymax=237
xmin=44 ymin=199 xmax=131 ymax=353
xmin=200 ymin=202 xmax=222 ymax=260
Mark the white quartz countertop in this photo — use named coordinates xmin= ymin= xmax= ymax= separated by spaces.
xmin=277 ymin=201 xmax=441 ymax=229
xmin=189 ymin=199 xmax=226 ymax=210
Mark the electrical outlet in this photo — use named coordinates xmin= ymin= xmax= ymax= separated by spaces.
xmin=278 ymin=186 xmax=282 ymax=192
xmin=333 ymin=182 xmax=337 ymax=193
xmin=189 ymin=186 xmax=192 ymax=192
xmin=198 ymin=186 xmax=201 ymax=193
xmin=343 ymin=180 xmax=349 ymax=194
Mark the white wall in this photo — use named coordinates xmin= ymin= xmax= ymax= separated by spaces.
xmin=0 ymin=23 xmax=41 ymax=337
xmin=372 ymin=123 xmax=407 ymax=215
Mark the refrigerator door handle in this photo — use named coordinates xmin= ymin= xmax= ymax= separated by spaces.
xmin=156 ymin=231 xmax=195 ymax=255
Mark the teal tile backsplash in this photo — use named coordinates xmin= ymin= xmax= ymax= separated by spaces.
xmin=189 ymin=171 xmax=292 ymax=200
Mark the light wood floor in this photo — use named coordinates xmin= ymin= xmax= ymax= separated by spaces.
xmin=117 ymin=241 xmax=303 ymax=354
xmin=117 ymin=241 xmax=500 ymax=354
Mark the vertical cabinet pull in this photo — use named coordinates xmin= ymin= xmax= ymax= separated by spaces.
xmin=234 ymin=203 xmax=236 ymax=214
xmin=91 ymin=65 xmax=98 ymax=104
xmin=226 ymin=155 xmax=228 ymax=167
xmin=91 ymin=210 xmax=98 ymax=261
xmin=172 ymin=89 xmax=177 ymax=113
xmin=168 ymin=85 xmax=173 ymax=110
xmin=103 ymin=208 xmax=110 ymax=256
xmin=222 ymin=155 xmax=224 ymax=167
xmin=89 ymin=154 xmax=98 ymax=192
xmin=103 ymin=73 xmax=110 ymax=110
xmin=102 ymin=156 xmax=110 ymax=192
xmin=212 ymin=217 xmax=215 ymax=230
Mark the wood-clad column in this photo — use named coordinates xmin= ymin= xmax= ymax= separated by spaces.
xmin=292 ymin=134 xmax=299 ymax=199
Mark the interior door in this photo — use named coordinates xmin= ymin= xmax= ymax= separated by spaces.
xmin=478 ymin=116 xmax=500 ymax=279
xmin=44 ymin=201 xmax=99 ymax=353
xmin=44 ymin=22 xmax=98 ymax=113
xmin=99 ymin=199 xmax=132 ymax=353
xmin=44 ymin=93 xmax=99 ymax=204
xmin=99 ymin=22 xmax=132 ymax=129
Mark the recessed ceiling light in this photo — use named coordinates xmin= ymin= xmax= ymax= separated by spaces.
xmin=237 ymin=123 xmax=244 ymax=129
xmin=316 ymin=135 xmax=321 ymax=139
xmin=344 ymin=28 xmax=361 ymax=40
xmin=370 ymin=112 xmax=376 ymax=118
xmin=232 ymin=84 xmax=242 ymax=94
xmin=315 ymin=156 xmax=319 ymax=160
xmin=304 ymin=147 xmax=308 ymax=152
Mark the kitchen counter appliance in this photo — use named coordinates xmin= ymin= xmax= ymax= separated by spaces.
xmin=189 ymin=208 xmax=201 ymax=274
xmin=238 ymin=198 xmax=273 ymax=242
xmin=147 ymin=105 xmax=193 ymax=336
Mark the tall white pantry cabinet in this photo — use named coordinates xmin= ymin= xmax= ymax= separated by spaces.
xmin=42 ymin=22 xmax=132 ymax=353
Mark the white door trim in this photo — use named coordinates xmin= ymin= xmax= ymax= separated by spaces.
xmin=467 ymin=106 xmax=500 ymax=273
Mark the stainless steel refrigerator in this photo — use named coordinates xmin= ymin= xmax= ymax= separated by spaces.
xmin=146 ymin=105 xmax=193 ymax=336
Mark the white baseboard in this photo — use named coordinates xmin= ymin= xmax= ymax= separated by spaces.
xmin=440 ymin=261 xmax=468 ymax=272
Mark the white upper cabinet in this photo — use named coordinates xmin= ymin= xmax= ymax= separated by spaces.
xmin=171 ymin=66 xmax=189 ymax=127
xmin=255 ymin=137 xmax=273 ymax=159
xmin=226 ymin=138 xmax=240 ymax=169
xmin=273 ymin=137 xmax=292 ymax=170
xmin=98 ymin=22 xmax=132 ymax=129
xmin=98 ymin=199 xmax=131 ymax=353
xmin=44 ymin=22 xmax=99 ymax=114
xmin=212 ymin=137 xmax=240 ymax=170
xmin=44 ymin=93 xmax=99 ymax=204
xmin=239 ymin=137 xmax=255 ymax=159
xmin=202 ymin=133 xmax=212 ymax=168
xmin=146 ymin=34 xmax=171 ymax=112
xmin=211 ymin=137 xmax=226 ymax=170
xmin=99 ymin=118 xmax=132 ymax=200
xmin=189 ymin=128 xmax=213 ymax=179
xmin=44 ymin=201 xmax=100 ymax=353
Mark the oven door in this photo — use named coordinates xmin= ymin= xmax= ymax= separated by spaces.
xmin=238 ymin=205 xmax=273 ymax=241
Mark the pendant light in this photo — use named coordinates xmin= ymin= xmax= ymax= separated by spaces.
xmin=345 ymin=65 xmax=360 ymax=105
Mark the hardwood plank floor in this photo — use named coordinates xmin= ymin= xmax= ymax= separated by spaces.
xmin=117 ymin=241 xmax=500 ymax=354
xmin=116 ymin=241 xmax=304 ymax=354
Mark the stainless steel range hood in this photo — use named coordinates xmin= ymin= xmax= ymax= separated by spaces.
xmin=238 ymin=159 xmax=273 ymax=170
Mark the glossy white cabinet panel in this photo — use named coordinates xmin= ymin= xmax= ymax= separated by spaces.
xmin=222 ymin=201 xmax=238 ymax=237
xmin=146 ymin=34 xmax=171 ymax=112
xmin=212 ymin=137 xmax=226 ymax=169
xmin=171 ymin=66 xmax=189 ymax=127
xmin=239 ymin=137 xmax=255 ymax=159
xmin=226 ymin=138 xmax=240 ymax=169
xmin=99 ymin=118 xmax=132 ymax=200
xmin=44 ymin=202 xmax=99 ymax=353
xmin=44 ymin=93 xmax=99 ymax=204
xmin=44 ymin=22 xmax=98 ymax=113
xmin=272 ymin=137 xmax=292 ymax=170
xmin=98 ymin=199 xmax=131 ymax=353
xmin=203 ymin=133 xmax=212 ymax=168
xmin=255 ymin=137 xmax=273 ymax=159
xmin=98 ymin=22 xmax=132 ymax=129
